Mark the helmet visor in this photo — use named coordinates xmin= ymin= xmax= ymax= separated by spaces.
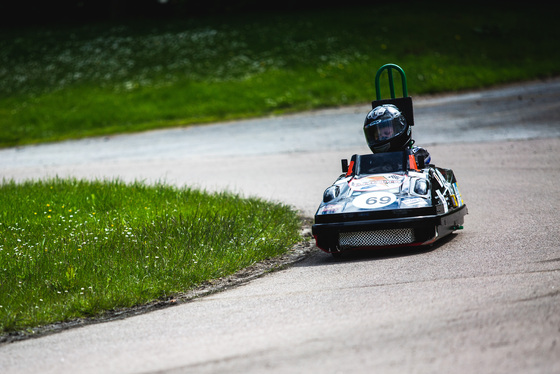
xmin=367 ymin=117 xmax=406 ymax=144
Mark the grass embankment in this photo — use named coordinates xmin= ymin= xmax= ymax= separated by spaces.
xmin=0 ymin=179 xmax=302 ymax=333
xmin=1 ymin=2 xmax=559 ymax=147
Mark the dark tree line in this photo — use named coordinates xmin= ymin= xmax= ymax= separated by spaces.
xmin=1 ymin=0 xmax=373 ymax=27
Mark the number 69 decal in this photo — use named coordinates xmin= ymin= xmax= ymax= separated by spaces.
xmin=353 ymin=191 xmax=396 ymax=209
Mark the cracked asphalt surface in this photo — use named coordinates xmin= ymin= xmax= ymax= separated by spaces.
xmin=1 ymin=78 xmax=559 ymax=373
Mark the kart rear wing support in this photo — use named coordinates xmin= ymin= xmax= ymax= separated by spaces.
xmin=372 ymin=63 xmax=414 ymax=126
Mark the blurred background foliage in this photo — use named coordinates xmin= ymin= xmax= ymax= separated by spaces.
xmin=0 ymin=0 xmax=557 ymax=147
xmin=3 ymin=0 xmax=371 ymax=26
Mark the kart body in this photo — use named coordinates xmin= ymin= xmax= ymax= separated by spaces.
xmin=312 ymin=63 xmax=467 ymax=255
xmin=312 ymin=150 xmax=467 ymax=254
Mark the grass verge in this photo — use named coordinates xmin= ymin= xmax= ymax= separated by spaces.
xmin=0 ymin=178 xmax=302 ymax=334
xmin=1 ymin=2 xmax=559 ymax=147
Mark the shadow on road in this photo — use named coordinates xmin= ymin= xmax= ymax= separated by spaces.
xmin=298 ymin=233 xmax=458 ymax=267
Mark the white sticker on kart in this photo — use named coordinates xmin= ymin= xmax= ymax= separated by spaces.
xmin=349 ymin=174 xmax=404 ymax=192
xmin=352 ymin=191 xmax=396 ymax=209
xmin=400 ymin=197 xmax=429 ymax=208
xmin=318 ymin=203 xmax=344 ymax=215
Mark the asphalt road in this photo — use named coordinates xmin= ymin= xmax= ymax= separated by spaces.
xmin=1 ymin=78 xmax=559 ymax=373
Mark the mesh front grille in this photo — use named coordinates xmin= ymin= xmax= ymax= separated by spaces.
xmin=339 ymin=228 xmax=415 ymax=248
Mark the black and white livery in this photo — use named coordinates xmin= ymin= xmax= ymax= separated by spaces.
xmin=312 ymin=64 xmax=467 ymax=255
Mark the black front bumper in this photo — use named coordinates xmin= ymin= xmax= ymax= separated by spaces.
xmin=312 ymin=205 xmax=467 ymax=252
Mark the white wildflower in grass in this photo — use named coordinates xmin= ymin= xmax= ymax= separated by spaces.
xmin=0 ymin=17 xmax=359 ymax=97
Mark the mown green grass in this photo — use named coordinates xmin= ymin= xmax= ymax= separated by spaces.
xmin=0 ymin=179 xmax=302 ymax=333
xmin=1 ymin=2 xmax=558 ymax=147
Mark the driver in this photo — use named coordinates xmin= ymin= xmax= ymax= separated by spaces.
xmin=363 ymin=104 xmax=431 ymax=164
xmin=377 ymin=121 xmax=395 ymax=141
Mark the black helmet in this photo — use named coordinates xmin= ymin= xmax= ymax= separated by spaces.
xmin=363 ymin=104 xmax=411 ymax=153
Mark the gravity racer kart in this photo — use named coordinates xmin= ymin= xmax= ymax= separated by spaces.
xmin=312 ymin=64 xmax=467 ymax=255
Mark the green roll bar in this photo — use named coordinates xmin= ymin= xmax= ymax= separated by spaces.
xmin=372 ymin=63 xmax=414 ymax=126
xmin=375 ymin=63 xmax=408 ymax=100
